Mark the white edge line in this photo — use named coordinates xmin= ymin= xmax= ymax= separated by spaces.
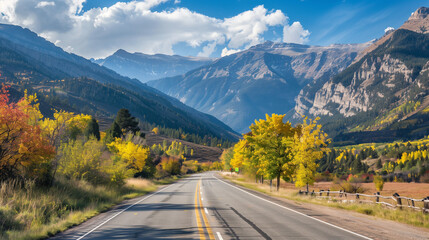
xmin=216 ymin=232 xmax=224 ymax=240
xmin=204 ymin=207 xmax=209 ymax=214
xmin=76 ymin=182 xmax=177 ymax=240
xmin=213 ymin=174 xmax=373 ymax=240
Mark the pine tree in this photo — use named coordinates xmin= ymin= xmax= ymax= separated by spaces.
xmin=115 ymin=109 xmax=140 ymax=134
xmin=84 ymin=117 xmax=100 ymax=140
xmin=376 ymin=159 xmax=382 ymax=169
xmin=105 ymin=121 xmax=122 ymax=143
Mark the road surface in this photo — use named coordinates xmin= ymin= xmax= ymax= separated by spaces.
xmin=52 ymin=172 xmax=372 ymax=239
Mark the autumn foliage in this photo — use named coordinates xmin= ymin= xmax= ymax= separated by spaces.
xmin=0 ymin=86 xmax=54 ymax=181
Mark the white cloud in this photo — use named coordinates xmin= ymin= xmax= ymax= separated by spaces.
xmin=283 ymin=21 xmax=310 ymax=44
xmin=36 ymin=1 xmax=55 ymax=8
xmin=221 ymin=47 xmax=241 ymax=57
xmin=0 ymin=0 xmax=307 ymax=58
xmin=384 ymin=26 xmax=394 ymax=33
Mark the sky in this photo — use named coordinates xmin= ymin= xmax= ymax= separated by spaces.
xmin=0 ymin=0 xmax=427 ymax=59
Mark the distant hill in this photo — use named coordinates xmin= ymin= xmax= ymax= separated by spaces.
xmin=148 ymin=41 xmax=370 ymax=133
xmin=0 ymin=23 xmax=239 ymax=143
xmin=292 ymin=7 xmax=429 ymax=144
xmin=93 ymin=50 xmax=212 ymax=83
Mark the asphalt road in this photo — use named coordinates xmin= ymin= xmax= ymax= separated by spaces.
xmin=52 ymin=172 xmax=373 ymax=240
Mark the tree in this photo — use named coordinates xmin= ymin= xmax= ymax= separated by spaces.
xmin=152 ymin=127 xmax=159 ymax=135
xmin=105 ymin=122 xmax=122 ymax=143
xmin=292 ymin=117 xmax=329 ymax=192
xmin=376 ymin=159 xmax=382 ymax=169
xmin=107 ymin=138 xmax=150 ymax=173
xmin=220 ymin=148 xmax=234 ymax=171
xmin=374 ymin=175 xmax=384 ymax=191
xmin=84 ymin=117 xmax=100 ymax=140
xmin=245 ymin=114 xmax=299 ymax=191
xmin=115 ymin=109 xmax=140 ymax=134
xmin=0 ymin=86 xmax=55 ymax=181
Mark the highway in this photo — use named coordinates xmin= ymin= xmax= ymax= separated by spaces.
xmin=53 ymin=172 xmax=372 ymax=239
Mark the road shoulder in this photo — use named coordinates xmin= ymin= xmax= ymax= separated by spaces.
xmin=217 ymin=174 xmax=429 ymax=240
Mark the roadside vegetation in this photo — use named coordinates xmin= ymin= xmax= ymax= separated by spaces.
xmin=0 ymin=86 xmax=220 ymax=239
xmin=222 ymin=174 xmax=429 ymax=229
xmin=220 ymin=113 xmax=429 ymax=228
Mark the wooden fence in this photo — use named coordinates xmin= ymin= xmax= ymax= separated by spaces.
xmin=298 ymin=189 xmax=429 ymax=213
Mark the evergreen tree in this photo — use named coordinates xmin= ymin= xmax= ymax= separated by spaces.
xmin=376 ymin=158 xmax=382 ymax=169
xmin=105 ymin=122 xmax=122 ymax=143
xmin=115 ymin=109 xmax=140 ymax=134
xmin=84 ymin=117 xmax=100 ymax=140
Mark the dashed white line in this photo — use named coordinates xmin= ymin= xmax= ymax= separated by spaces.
xmin=204 ymin=207 xmax=209 ymax=214
xmin=216 ymin=232 xmax=224 ymax=240
xmin=213 ymin=174 xmax=372 ymax=240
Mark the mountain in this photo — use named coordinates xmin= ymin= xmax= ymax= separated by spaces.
xmin=93 ymin=50 xmax=212 ymax=83
xmin=293 ymin=7 xmax=429 ymax=143
xmin=148 ymin=41 xmax=370 ymax=133
xmin=0 ymin=23 xmax=239 ymax=142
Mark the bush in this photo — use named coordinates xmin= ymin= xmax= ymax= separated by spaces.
xmin=58 ymin=138 xmax=107 ymax=184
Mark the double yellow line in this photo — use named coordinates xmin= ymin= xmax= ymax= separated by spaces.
xmin=195 ymin=179 xmax=215 ymax=240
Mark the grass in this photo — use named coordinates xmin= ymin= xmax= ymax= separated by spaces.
xmin=0 ymin=176 xmax=180 ymax=240
xmin=222 ymin=174 xmax=429 ymax=229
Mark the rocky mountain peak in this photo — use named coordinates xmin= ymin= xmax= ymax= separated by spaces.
xmin=409 ymin=7 xmax=429 ymax=20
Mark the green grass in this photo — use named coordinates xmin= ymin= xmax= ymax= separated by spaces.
xmin=0 ymin=176 xmax=180 ymax=240
xmin=223 ymin=175 xmax=429 ymax=229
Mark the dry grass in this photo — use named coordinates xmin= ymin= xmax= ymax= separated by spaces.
xmin=0 ymin=177 xmax=161 ymax=240
xmin=221 ymin=173 xmax=429 ymax=229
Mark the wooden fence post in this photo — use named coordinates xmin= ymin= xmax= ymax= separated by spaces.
xmin=356 ymin=193 xmax=360 ymax=200
xmin=327 ymin=189 xmax=330 ymax=197
xmin=374 ymin=192 xmax=380 ymax=203
xmin=424 ymin=197 xmax=429 ymax=213
xmin=320 ymin=190 xmax=324 ymax=197
xmin=311 ymin=190 xmax=315 ymax=196
xmin=393 ymin=193 xmax=402 ymax=209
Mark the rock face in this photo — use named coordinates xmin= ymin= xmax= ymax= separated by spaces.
xmin=93 ymin=50 xmax=212 ymax=83
xmin=148 ymin=41 xmax=369 ymax=133
xmin=293 ymin=7 xmax=429 ymax=139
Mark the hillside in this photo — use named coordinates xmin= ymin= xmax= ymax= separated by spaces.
xmin=293 ymin=7 xmax=429 ymax=143
xmin=0 ymin=23 xmax=239 ymax=142
xmin=93 ymin=50 xmax=212 ymax=83
xmin=148 ymin=41 xmax=369 ymax=133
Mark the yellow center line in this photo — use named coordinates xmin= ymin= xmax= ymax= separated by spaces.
xmin=198 ymin=179 xmax=216 ymax=240
xmin=195 ymin=181 xmax=205 ymax=240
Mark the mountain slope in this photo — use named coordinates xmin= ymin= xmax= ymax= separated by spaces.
xmin=93 ymin=50 xmax=212 ymax=83
xmin=148 ymin=41 xmax=370 ymax=133
xmin=293 ymin=7 xmax=429 ymax=143
xmin=0 ymin=23 xmax=239 ymax=142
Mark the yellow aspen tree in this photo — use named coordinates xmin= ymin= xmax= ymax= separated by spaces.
xmin=245 ymin=114 xmax=298 ymax=191
xmin=291 ymin=116 xmax=329 ymax=192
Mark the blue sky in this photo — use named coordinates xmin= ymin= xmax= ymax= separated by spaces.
xmin=1 ymin=0 xmax=427 ymax=58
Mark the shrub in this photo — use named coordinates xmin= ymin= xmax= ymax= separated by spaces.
xmin=58 ymin=138 xmax=106 ymax=184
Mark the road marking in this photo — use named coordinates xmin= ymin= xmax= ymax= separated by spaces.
xmin=201 ymin=197 xmax=204 ymax=200
xmin=204 ymin=207 xmax=209 ymax=214
xmin=198 ymin=179 xmax=215 ymax=240
xmin=213 ymin=174 xmax=373 ymax=240
xmin=76 ymin=182 xmax=176 ymax=240
xmin=216 ymin=232 xmax=224 ymax=240
xmin=195 ymin=181 xmax=206 ymax=240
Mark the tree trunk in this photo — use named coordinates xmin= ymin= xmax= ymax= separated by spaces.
xmin=306 ymin=183 xmax=309 ymax=193
xmin=261 ymin=175 xmax=264 ymax=184
xmin=277 ymin=175 xmax=280 ymax=191
xmin=270 ymin=179 xmax=272 ymax=191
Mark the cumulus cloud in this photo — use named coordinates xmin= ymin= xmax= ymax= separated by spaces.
xmin=283 ymin=21 xmax=310 ymax=44
xmin=384 ymin=26 xmax=395 ymax=33
xmin=0 ymin=0 xmax=308 ymax=58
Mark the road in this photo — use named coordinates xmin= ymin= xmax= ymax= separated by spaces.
xmin=53 ymin=172 xmax=372 ymax=240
